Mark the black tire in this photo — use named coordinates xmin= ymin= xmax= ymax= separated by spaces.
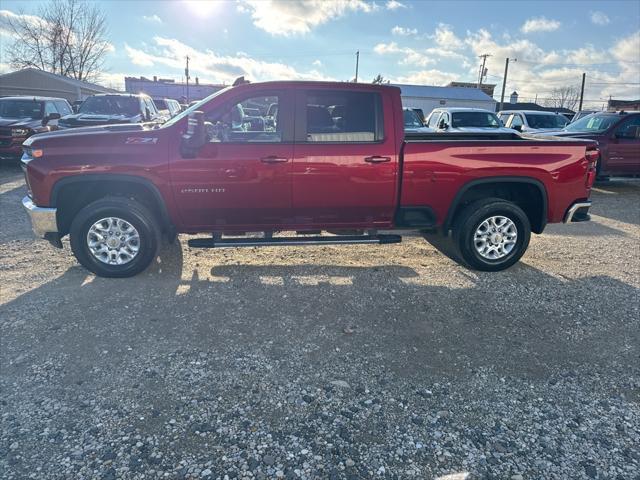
xmin=70 ymin=197 xmax=160 ymax=278
xmin=452 ymin=198 xmax=531 ymax=272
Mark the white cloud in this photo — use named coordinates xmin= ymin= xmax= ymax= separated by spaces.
xmin=521 ymin=16 xmax=561 ymax=33
xmin=464 ymin=29 xmax=640 ymax=107
xmin=374 ymin=42 xmax=434 ymax=67
xmin=385 ymin=0 xmax=406 ymax=10
xmin=239 ymin=0 xmax=377 ymax=36
xmin=393 ymin=68 xmax=458 ymax=86
xmin=142 ymin=14 xmax=162 ymax=24
xmin=590 ymin=11 xmax=610 ymax=26
xmin=124 ymin=36 xmax=336 ymax=83
xmin=432 ymin=23 xmax=464 ymax=50
xmin=312 ymin=59 xmax=323 ymax=67
xmin=0 ymin=9 xmax=47 ymax=37
xmin=391 ymin=25 xmax=417 ymax=36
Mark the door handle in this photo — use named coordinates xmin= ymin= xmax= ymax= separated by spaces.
xmin=261 ymin=156 xmax=289 ymax=164
xmin=364 ymin=156 xmax=391 ymax=163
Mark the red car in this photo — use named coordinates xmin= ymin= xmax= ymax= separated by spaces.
xmin=0 ymin=96 xmax=71 ymax=160
xmin=21 ymin=80 xmax=597 ymax=277
xmin=536 ymin=111 xmax=640 ymax=177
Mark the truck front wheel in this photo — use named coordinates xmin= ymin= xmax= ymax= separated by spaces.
xmin=453 ymin=198 xmax=531 ymax=272
xmin=70 ymin=197 xmax=160 ymax=278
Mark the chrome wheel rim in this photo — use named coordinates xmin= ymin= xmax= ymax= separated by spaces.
xmin=87 ymin=217 xmax=140 ymax=265
xmin=473 ymin=215 xmax=518 ymax=260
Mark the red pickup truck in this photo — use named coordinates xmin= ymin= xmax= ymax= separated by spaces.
xmin=21 ymin=81 xmax=598 ymax=277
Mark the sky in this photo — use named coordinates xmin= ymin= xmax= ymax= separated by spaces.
xmin=1 ymin=0 xmax=639 ymax=109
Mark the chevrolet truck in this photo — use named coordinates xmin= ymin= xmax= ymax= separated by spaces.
xmin=21 ymin=81 xmax=597 ymax=278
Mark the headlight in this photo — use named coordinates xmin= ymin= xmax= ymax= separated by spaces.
xmin=12 ymin=128 xmax=31 ymax=137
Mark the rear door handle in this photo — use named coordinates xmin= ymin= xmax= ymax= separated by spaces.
xmin=261 ymin=156 xmax=289 ymax=164
xmin=364 ymin=156 xmax=391 ymax=163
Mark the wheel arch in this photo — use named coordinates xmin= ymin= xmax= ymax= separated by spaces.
xmin=51 ymin=174 xmax=174 ymax=237
xmin=443 ymin=176 xmax=548 ymax=235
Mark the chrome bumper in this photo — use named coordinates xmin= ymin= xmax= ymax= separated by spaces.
xmin=564 ymin=201 xmax=592 ymax=223
xmin=22 ymin=196 xmax=58 ymax=237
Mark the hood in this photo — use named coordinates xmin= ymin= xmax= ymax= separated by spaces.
xmin=449 ymin=127 xmax=515 ymax=133
xmin=531 ymin=130 xmax=601 ymax=139
xmin=405 ymin=126 xmax=434 ymax=133
xmin=59 ymin=112 xmax=142 ymax=128
xmin=0 ymin=117 xmax=42 ymax=129
xmin=24 ymin=122 xmax=150 ymax=145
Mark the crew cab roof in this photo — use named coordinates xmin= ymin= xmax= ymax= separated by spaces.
xmin=225 ymin=80 xmax=402 ymax=93
xmin=498 ymin=110 xmax=566 ymax=115
xmin=0 ymin=96 xmax=67 ymax=101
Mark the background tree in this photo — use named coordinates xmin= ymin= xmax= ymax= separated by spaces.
xmin=5 ymin=0 xmax=110 ymax=82
xmin=372 ymin=74 xmax=390 ymax=84
xmin=544 ymin=86 xmax=581 ymax=111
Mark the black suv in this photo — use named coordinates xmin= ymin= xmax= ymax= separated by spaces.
xmin=0 ymin=96 xmax=72 ymax=160
xmin=59 ymin=93 xmax=164 ymax=128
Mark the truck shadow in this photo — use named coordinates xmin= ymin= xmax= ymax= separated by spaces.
xmin=2 ymin=239 xmax=638 ymax=384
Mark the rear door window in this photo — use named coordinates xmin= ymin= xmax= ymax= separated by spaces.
xmin=304 ymin=90 xmax=382 ymax=142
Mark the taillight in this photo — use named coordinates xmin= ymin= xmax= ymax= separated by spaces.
xmin=585 ymin=146 xmax=599 ymax=188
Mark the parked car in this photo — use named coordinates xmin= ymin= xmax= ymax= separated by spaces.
xmin=569 ymin=110 xmax=599 ymax=124
xmin=21 ymin=80 xmax=597 ymax=277
xmin=497 ymin=110 xmax=569 ymax=133
xmin=427 ymin=107 xmax=515 ymax=133
xmin=58 ymin=93 xmax=164 ymax=128
xmin=153 ymin=98 xmax=182 ymax=118
xmin=532 ymin=111 xmax=640 ymax=177
xmin=403 ymin=108 xmax=433 ymax=133
xmin=0 ymin=96 xmax=71 ymax=160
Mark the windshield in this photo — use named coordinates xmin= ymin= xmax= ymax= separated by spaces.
xmin=162 ymin=87 xmax=233 ymax=128
xmin=403 ymin=109 xmax=424 ymax=128
xmin=525 ymin=113 xmax=568 ymax=129
xmin=79 ymin=96 xmax=140 ymax=116
xmin=564 ymin=114 xmax=619 ymax=132
xmin=0 ymin=99 xmax=43 ymax=119
xmin=451 ymin=111 xmax=500 ymax=128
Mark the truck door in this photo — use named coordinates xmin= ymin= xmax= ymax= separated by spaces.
xmin=169 ymin=89 xmax=294 ymax=229
xmin=291 ymin=88 xmax=397 ymax=228
xmin=608 ymin=115 xmax=640 ymax=174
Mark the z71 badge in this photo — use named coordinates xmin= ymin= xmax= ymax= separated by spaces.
xmin=125 ymin=137 xmax=159 ymax=144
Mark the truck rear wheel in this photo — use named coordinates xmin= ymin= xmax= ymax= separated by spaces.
xmin=452 ymin=198 xmax=531 ymax=271
xmin=70 ymin=197 xmax=160 ymax=278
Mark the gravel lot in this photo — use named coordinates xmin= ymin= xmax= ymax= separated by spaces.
xmin=1 ymin=163 xmax=639 ymax=480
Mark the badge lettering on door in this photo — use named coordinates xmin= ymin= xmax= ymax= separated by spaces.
xmin=125 ymin=137 xmax=159 ymax=144
xmin=180 ymin=187 xmax=226 ymax=194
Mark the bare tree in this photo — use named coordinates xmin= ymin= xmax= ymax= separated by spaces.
xmin=5 ymin=0 xmax=109 ymax=82
xmin=544 ymin=86 xmax=581 ymax=111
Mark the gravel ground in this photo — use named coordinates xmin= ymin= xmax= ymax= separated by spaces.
xmin=1 ymin=163 xmax=639 ymax=480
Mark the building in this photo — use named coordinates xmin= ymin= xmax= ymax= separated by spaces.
xmin=124 ymin=76 xmax=225 ymax=102
xmin=607 ymin=98 xmax=640 ymax=111
xmin=392 ymin=84 xmax=497 ymax=115
xmin=0 ymin=68 xmax=117 ymax=102
xmin=496 ymin=91 xmax=575 ymax=116
xmin=447 ymin=81 xmax=496 ymax=98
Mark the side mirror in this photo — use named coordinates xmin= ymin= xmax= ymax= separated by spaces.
xmin=512 ymin=125 xmax=522 ymax=132
xmin=42 ymin=112 xmax=61 ymax=126
xmin=181 ymin=111 xmax=206 ymax=158
xmin=438 ymin=120 xmax=448 ymax=130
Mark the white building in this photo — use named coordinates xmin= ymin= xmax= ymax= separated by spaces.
xmin=0 ymin=68 xmax=117 ymax=102
xmin=392 ymin=84 xmax=497 ymax=116
xmin=124 ymin=76 xmax=225 ymax=102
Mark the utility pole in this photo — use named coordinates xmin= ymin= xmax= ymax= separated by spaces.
xmin=499 ymin=57 xmax=512 ymax=112
xmin=355 ymin=50 xmax=359 ymax=82
xmin=578 ymin=72 xmax=586 ymax=112
xmin=185 ymin=56 xmax=190 ymax=102
xmin=477 ymin=53 xmax=491 ymax=88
